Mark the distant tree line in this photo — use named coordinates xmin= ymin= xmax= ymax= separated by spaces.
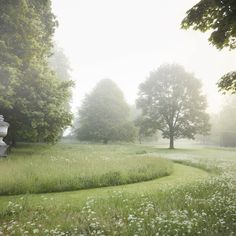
xmin=202 ymin=96 xmax=236 ymax=147
xmin=75 ymin=65 xmax=210 ymax=148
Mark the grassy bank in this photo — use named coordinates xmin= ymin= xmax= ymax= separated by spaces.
xmin=0 ymin=163 xmax=212 ymax=236
xmin=0 ymin=144 xmax=173 ymax=195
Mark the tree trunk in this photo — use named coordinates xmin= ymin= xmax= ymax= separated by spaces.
xmin=11 ymin=136 xmax=16 ymax=148
xmin=6 ymin=130 xmax=16 ymax=147
xmin=103 ymin=139 xmax=108 ymax=144
xmin=139 ymin=135 xmax=142 ymax=144
xmin=169 ymin=134 xmax=174 ymax=149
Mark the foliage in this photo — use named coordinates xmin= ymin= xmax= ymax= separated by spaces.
xmin=181 ymin=0 xmax=236 ymax=93
xmin=49 ymin=45 xmax=71 ymax=82
xmin=77 ymin=79 xmax=136 ymax=143
xmin=0 ymin=0 xmax=73 ymax=144
xmin=218 ymin=71 xmax=236 ymax=94
xmin=182 ymin=0 xmax=236 ymax=50
xmin=0 ymin=144 xmax=173 ymax=195
xmin=49 ymin=44 xmax=73 ymax=114
xmin=218 ymin=96 xmax=236 ymax=132
xmin=203 ymin=96 xmax=236 ymax=146
xmin=211 ymin=96 xmax=236 ymax=146
xmin=134 ymin=116 xmax=157 ymax=143
xmin=136 ymin=64 xmax=210 ymax=148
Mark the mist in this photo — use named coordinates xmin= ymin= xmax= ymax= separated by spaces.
xmin=1 ymin=1 xmax=236 ymax=234
xmin=52 ymin=0 xmax=236 ymax=114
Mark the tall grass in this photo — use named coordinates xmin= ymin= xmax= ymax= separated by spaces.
xmin=0 ymin=174 xmax=235 ymax=235
xmin=0 ymin=144 xmax=235 ymax=235
xmin=0 ymin=144 xmax=173 ymax=195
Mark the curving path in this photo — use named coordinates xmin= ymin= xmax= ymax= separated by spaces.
xmin=0 ymin=163 xmax=210 ymax=210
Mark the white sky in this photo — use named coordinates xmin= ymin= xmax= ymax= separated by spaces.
xmin=52 ymin=0 xmax=236 ymax=114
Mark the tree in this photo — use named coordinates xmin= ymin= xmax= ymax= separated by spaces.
xmin=136 ymin=64 xmax=210 ymax=149
xmin=205 ymin=96 xmax=236 ymax=146
xmin=49 ymin=44 xmax=72 ymax=113
xmin=218 ymin=72 xmax=236 ymax=94
xmin=218 ymin=96 xmax=236 ymax=132
xmin=77 ymin=79 xmax=136 ymax=143
xmin=49 ymin=45 xmax=71 ymax=82
xmin=218 ymin=96 xmax=236 ymax=146
xmin=0 ymin=0 xmax=73 ymax=144
xmin=134 ymin=116 xmax=157 ymax=144
xmin=181 ymin=0 xmax=236 ymax=93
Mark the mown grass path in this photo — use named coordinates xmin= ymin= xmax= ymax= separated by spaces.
xmin=0 ymin=163 xmax=210 ymax=210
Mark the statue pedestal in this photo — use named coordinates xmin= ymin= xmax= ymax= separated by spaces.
xmin=0 ymin=142 xmax=9 ymax=157
xmin=0 ymin=115 xmax=10 ymax=157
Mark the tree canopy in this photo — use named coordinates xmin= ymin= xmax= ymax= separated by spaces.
xmin=134 ymin=116 xmax=158 ymax=144
xmin=206 ymin=96 xmax=236 ymax=146
xmin=181 ymin=0 xmax=236 ymax=93
xmin=218 ymin=71 xmax=236 ymax=94
xmin=182 ymin=0 xmax=236 ymax=50
xmin=217 ymin=96 xmax=236 ymax=146
xmin=49 ymin=45 xmax=71 ymax=82
xmin=218 ymin=96 xmax=236 ymax=132
xmin=77 ymin=79 xmax=136 ymax=143
xmin=0 ymin=0 xmax=73 ymax=144
xmin=136 ymin=64 xmax=210 ymax=149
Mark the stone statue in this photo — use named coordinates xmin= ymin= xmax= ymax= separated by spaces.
xmin=0 ymin=115 xmax=10 ymax=157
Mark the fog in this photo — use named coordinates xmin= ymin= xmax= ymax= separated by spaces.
xmin=52 ymin=0 xmax=236 ymax=114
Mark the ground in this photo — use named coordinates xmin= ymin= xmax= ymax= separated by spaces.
xmin=0 ymin=143 xmax=235 ymax=235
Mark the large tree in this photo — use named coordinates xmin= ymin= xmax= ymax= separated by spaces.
xmin=136 ymin=64 xmax=210 ymax=149
xmin=181 ymin=0 xmax=236 ymax=93
xmin=49 ymin=45 xmax=71 ymax=82
xmin=218 ymin=96 xmax=236 ymax=132
xmin=77 ymin=79 xmax=136 ymax=143
xmin=0 ymin=0 xmax=73 ymax=144
xmin=206 ymin=96 xmax=236 ymax=146
xmin=49 ymin=45 xmax=72 ymax=113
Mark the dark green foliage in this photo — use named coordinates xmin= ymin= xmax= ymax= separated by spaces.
xmin=77 ymin=79 xmax=136 ymax=143
xmin=136 ymin=64 xmax=210 ymax=148
xmin=0 ymin=0 xmax=73 ymax=143
xmin=218 ymin=71 xmax=236 ymax=94
xmin=182 ymin=0 xmax=236 ymax=93
xmin=182 ymin=0 xmax=236 ymax=50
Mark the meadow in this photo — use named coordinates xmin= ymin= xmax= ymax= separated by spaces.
xmin=0 ymin=143 xmax=235 ymax=236
xmin=0 ymin=144 xmax=173 ymax=195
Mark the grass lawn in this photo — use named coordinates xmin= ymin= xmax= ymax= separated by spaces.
xmin=0 ymin=144 xmax=173 ymax=195
xmin=0 ymin=163 xmax=208 ymax=210
xmin=0 ymin=143 xmax=235 ymax=235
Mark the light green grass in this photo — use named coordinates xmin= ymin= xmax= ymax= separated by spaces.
xmin=0 ymin=143 xmax=235 ymax=236
xmin=0 ymin=144 xmax=173 ymax=195
xmin=0 ymin=163 xmax=208 ymax=210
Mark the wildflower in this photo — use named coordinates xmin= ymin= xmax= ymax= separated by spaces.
xmin=33 ymin=229 xmax=39 ymax=234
